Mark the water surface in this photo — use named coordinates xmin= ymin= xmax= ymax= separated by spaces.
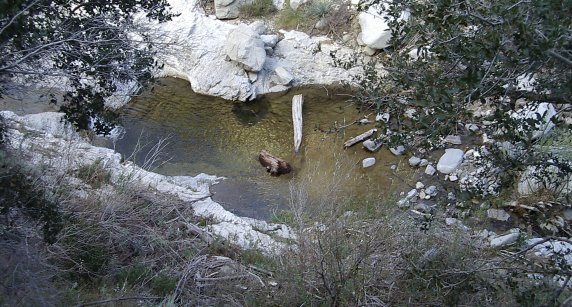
xmin=115 ymin=78 xmax=414 ymax=220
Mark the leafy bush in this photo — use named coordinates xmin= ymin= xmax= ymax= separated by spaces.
xmin=240 ymin=0 xmax=277 ymax=17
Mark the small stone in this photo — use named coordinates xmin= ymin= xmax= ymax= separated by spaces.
xmin=564 ymin=208 xmax=572 ymax=221
xmin=447 ymin=192 xmax=456 ymax=201
xmin=359 ymin=118 xmax=370 ymax=125
xmin=409 ymin=156 xmax=421 ymax=167
xmin=390 ymin=145 xmax=406 ymax=156
xmin=342 ymin=34 xmax=352 ymax=44
xmin=445 ymin=218 xmax=458 ymax=226
xmin=247 ymin=71 xmax=258 ymax=83
xmin=404 ymin=108 xmax=416 ymax=118
xmin=363 ymin=139 xmax=382 ymax=152
xmin=487 ymin=208 xmax=511 ymax=222
xmin=413 ymin=203 xmax=432 ymax=214
xmin=269 ymin=281 xmax=278 ymax=287
xmin=490 ymin=231 xmax=520 ymax=248
xmin=406 ymin=189 xmax=418 ymax=199
xmin=419 ymin=159 xmax=429 ymax=167
xmin=449 ymin=174 xmax=458 ymax=182
xmin=426 ymin=186 xmax=437 ymax=196
xmin=466 ymin=123 xmax=479 ymax=132
xmin=390 ymin=164 xmax=397 ymax=170
xmin=397 ymin=198 xmax=410 ymax=208
xmin=415 ymin=182 xmax=425 ymax=189
xmin=260 ymin=34 xmax=279 ymax=48
xmin=419 ymin=191 xmax=427 ymax=199
xmin=425 ymin=165 xmax=436 ymax=176
xmin=444 ymin=135 xmax=462 ymax=145
xmin=362 ymin=157 xmax=376 ymax=168
xmin=363 ymin=46 xmax=377 ymax=56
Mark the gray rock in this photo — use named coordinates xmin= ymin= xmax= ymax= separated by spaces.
xmin=363 ymin=46 xmax=377 ymax=56
xmin=419 ymin=191 xmax=427 ymax=199
xmin=413 ymin=203 xmax=432 ymax=214
xmin=289 ymin=0 xmax=308 ymax=10
xmin=425 ymin=185 xmax=437 ymax=196
xmin=437 ymin=149 xmax=464 ymax=174
xmin=215 ymin=0 xmax=243 ymax=19
xmin=419 ymin=159 xmax=429 ymax=167
xmin=225 ymin=24 xmax=266 ymax=72
xmin=249 ymin=20 xmax=267 ymax=35
xmin=466 ymin=123 xmax=479 ymax=132
xmin=487 ymin=208 xmax=511 ymax=222
xmin=359 ymin=118 xmax=370 ymax=125
xmin=406 ymin=189 xmax=418 ymax=199
xmin=390 ymin=145 xmax=406 ymax=156
xmin=564 ymin=208 xmax=572 ymax=221
xmin=363 ymin=139 xmax=382 ymax=152
xmin=490 ymin=231 xmax=520 ymax=248
xmin=415 ymin=182 xmax=425 ymax=189
xmin=444 ymin=135 xmax=462 ymax=145
xmin=274 ymin=66 xmax=294 ymax=85
xmin=362 ymin=157 xmax=376 ymax=168
xmin=247 ymin=71 xmax=258 ymax=83
xmin=425 ymin=164 xmax=436 ymax=176
xmin=315 ymin=18 xmax=327 ymax=30
xmin=449 ymin=174 xmax=458 ymax=182
xmin=409 ymin=156 xmax=421 ymax=167
xmin=260 ymin=34 xmax=279 ymax=48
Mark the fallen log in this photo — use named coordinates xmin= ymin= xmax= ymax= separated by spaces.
xmin=258 ymin=150 xmax=292 ymax=176
xmin=343 ymin=128 xmax=377 ymax=148
xmin=292 ymin=94 xmax=303 ymax=153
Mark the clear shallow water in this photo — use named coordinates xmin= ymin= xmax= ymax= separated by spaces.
xmin=114 ymin=78 xmax=414 ymax=220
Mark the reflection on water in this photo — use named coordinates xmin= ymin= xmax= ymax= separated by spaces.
xmin=114 ymin=78 xmax=413 ymax=220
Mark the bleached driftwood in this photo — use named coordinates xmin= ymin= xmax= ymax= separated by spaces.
xmin=343 ymin=128 xmax=377 ymax=148
xmin=258 ymin=150 xmax=292 ymax=176
xmin=292 ymin=94 xmax=303 ymax=153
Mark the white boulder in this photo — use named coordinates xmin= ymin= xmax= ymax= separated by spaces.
xmin=226 ymin=24 xmax=267 ymax=72
xmin=437 ymin=149 xmax=464 ymax=174
xmin=362 ymin=157 xmax=376 ymax=168
xmin=357 ymin=5 xmax=410 ymax=50
xmin=510 ymin=102 xmax=557 ymax=140
xmin=215 ymin=0 xmax=244 ymax=19
xmin=274 ymin=66 xmax=294 ymax=85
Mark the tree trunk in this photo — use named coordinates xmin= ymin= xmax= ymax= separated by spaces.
xmin=292 ymin=94 xmax=304 ymax=153
xmin=258 ymin=150 xmax=292 ymax=176
xmin=343 ymin=128 xmax=377 ymax=148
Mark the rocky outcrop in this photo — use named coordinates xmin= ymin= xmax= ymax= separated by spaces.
xmin=144 ymin=1 xmax=361 ymax=102
xmin=226 ymin=24 xmax=267 ymax=72
xmin=1 ymin=111 xmax=294 ymax=255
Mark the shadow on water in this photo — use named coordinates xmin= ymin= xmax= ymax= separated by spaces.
xmin=113 ymin=78 xmax=415 ymax=220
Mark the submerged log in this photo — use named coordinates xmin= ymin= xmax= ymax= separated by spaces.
xmin=292 ymin=94 xmax=304 ymax=153
xmin=343 ymin=128 xmax=377 ymax=148
xmin=258 ymin=150 xmax=292 ymax=176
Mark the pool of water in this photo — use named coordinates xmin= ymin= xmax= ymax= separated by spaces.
xmin=114 ymin=78 xmax=414 ymax=220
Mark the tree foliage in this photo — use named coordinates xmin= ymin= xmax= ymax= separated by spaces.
xmin=353 ymin=0 xmax=571 ymax=145
xmin=0 ymin=0 xmax=175 ymax=133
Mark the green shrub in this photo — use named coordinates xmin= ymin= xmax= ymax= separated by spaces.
xmin=76 ymin=159 xmax=111 ymax=188
xmin=239 ymin=0 xmax=276 ymax=17
xmin=116 ymin=264 xmax=151 ymax=286
xmin=151 ymin=273 xmax=177 ymax=296
xmin=275 ymin=5 xmax=306 ymax=29
xmin=307 ymin=0 xmax=332 ymax=18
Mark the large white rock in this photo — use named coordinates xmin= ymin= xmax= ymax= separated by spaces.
xmin=437 ymin=149 xmax=464 ymax=174
xmin=362 ymin=157 xmax=376 ymax=168
xmin=510 ymin=102 xmax=557 ymax=140
xmin=358 ymin=5 xmax=410 ymax=50
xmin=215 ymin=0 xmax=243 ymax=19
xmin=226 ymin=24 xmax=267 ymax=72
xmin=274 ymin=66 xmax=294 ymax=85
